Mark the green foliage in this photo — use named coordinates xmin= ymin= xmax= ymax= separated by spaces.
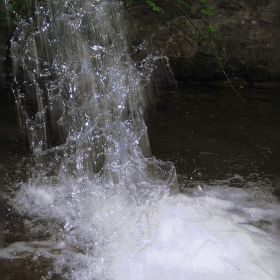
xmin=4 ymin=0 xmax=34 ymax=31
xmin=178 ymin=0 xmax=196 ymax=11
xmin=146 ymin=0 xmax=160 ymax=12
xmin=207 ymin=24 xmax=215 ymax=33
xmin=196 ymin=0 xmax=214 ymax=10
xmin=124 ymin=0 xmax=215 ymax=17
xmin=124 ymin=0 xmax=134 ymax=4
xmin=200 ymin=9 xmax=215 ymax=18
xmin=124 ymin=0 xmax=160 ymax=12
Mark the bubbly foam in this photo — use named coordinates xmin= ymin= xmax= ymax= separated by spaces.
xmin=6 ymin=180 xmax=274 ymax=279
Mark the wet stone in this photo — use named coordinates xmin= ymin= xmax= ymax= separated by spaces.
xmin=3 ymin=257 xmax=62 ymax=280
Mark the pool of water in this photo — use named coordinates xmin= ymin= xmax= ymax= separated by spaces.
xmin=147 ymin=85 xmax=276 ymax=182
xmin=4 ymin=84 xmax=276 ymax=279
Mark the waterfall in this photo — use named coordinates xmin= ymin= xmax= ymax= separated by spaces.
xmin=10 ymin=0 xmax=176 ymax=200
xmin=7 ymin=1 xmax=274 ymax=279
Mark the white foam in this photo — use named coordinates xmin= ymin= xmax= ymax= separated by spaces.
xmin=10 ymin=180 xmax=274 ymax=280
xmin=109 ymin=194 xmax=274 ymax=280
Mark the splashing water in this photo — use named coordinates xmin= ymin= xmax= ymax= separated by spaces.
xmin=6 ymin=0 xmax=274 ymax=279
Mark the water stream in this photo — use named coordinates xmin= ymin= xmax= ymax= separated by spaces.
xmin=4 ymin=0 xmax=275 ymax=279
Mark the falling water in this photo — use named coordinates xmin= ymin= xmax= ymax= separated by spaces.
xmin=6 ymin=0 xmax=274 ymax=279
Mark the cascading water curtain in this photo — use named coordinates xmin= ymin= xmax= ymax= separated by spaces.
xmin=11 ymin=0 xmax=176 ymax=193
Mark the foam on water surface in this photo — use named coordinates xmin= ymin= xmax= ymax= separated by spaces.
xmin=5 ymin=178 xmax=274 ymax=279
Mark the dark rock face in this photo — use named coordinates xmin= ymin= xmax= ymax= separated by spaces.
xmin=126 ymin=0 xmax=274 ymax=86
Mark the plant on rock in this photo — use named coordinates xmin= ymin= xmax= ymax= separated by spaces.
xmin=124 ymin=0 xmax=244 ymax=100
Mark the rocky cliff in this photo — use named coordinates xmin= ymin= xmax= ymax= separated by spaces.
xmin=126 ymin=0 xmax=275 ymax=87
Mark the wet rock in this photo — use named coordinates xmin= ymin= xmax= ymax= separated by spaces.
xmin=191 ymin=54 xmax=220 ymax=83
xmin=236 ymin=63 xmax=272 ymax=85
xmin=218 ymin=2 xmax=243 ymax=12
xmin=261 ymin=12 xmax=274 ymax=24
xmin=228 ymin=174 xmax=246 ymax=188
xmin=126 ymin=0 xmax=274 ymax=86
xmin=3 ymin=257 xmax=61 ymax=280
xmin=169 ymin=57 xmax=193 ymax=81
